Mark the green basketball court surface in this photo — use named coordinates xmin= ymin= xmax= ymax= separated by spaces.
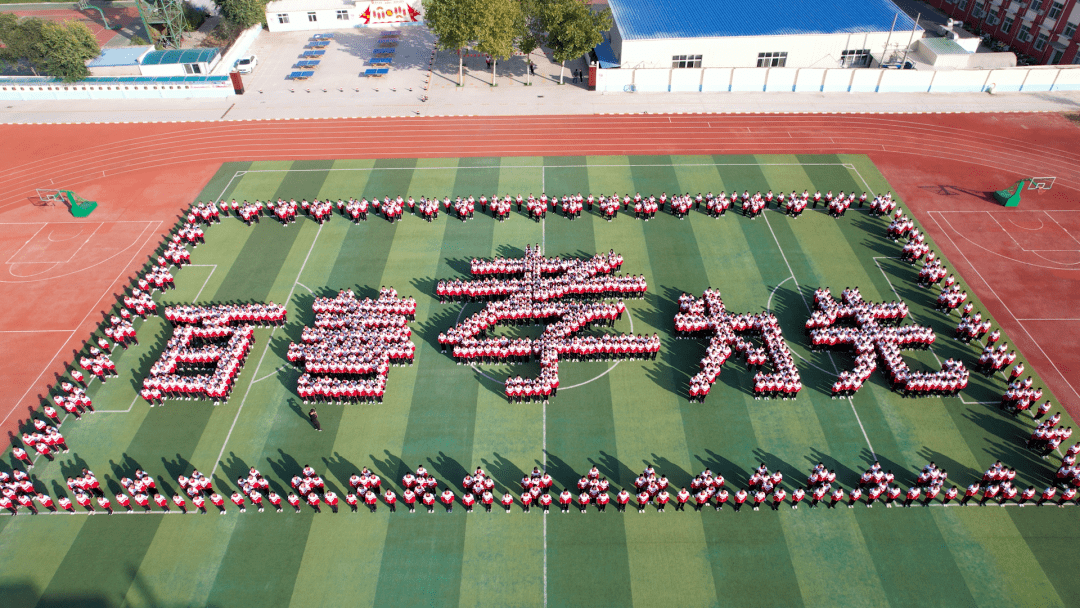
xmin=2 ymin=155 xmax=1078 ymax=608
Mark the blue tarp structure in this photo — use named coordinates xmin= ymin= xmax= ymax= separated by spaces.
xmin=594 ymin=39 xmax=620 ymax=69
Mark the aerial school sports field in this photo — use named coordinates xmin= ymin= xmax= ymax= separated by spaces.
xmin=1 ymin=116 xmax=1080 ymax=607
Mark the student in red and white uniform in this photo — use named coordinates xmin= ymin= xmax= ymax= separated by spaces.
xmin=36 ymin=493 xmax=57 ymax=512
xmin=423 ymin=491 xmax=436 ymax=513
xmin=461 ymin=491 xmax=476 ymax=512
xmin=76 ymin=492 xmax=94 ymax=513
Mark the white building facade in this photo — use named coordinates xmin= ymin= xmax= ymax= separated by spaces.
xmin=265 ymin=0 xmax=423 ymax=33
xmin=606 ymin=0 xmax=923 ymax=69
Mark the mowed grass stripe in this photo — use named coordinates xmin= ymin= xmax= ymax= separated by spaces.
xmin=679 ymin=162 xmax=806 ymax=608
xmin=37 ymin=515 xmax=165 ymax=607
xmin=371 ymin=157 xmax=499 ymax=607
xmin=541 ymin=157 xmax=633 ymax=607
xmin=0 ymin=517 xmax=86 ymax=608
xmin=732 ymin=158 xmax=888 ymax=608
xmin=285 ymin=160 xmax=417 ymax=608
xmin=202 ymin=165 xmax=336 ymax=608
xmin=761 ymin=161 xmax=1055 ymax=605
xmin=457 ymin=158 xmax=545 ymax=608
xmin=743 ymin=164 xmax=976 ymax=607
xmin=619 ymin=157 xmax=719 ymax=606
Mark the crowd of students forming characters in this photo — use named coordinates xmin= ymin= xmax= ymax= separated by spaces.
xmin=11 ymin=450 xmax=1080 ymax=517
xmin=289 ymin=287 xmax=417 ymax=405
xmin=139 ymin=303 xmax=287 ymax=405
xmin=434 ymin=245 xmax=657 ymax=402
xmin=188 ymin=187 xmax=897 ymax=228
xmin=674 ymin=289 xmax=802 ymax=402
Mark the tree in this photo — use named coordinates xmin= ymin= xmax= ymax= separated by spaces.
xmin=540 ymin=0 xmax=611 ymax=84
xmin=424 ymin=0 xmax=484 ymax=86
xmin=213 ymin=0 xmax=266 ymax=30
xmin=0 ymin=14 xmax=47 ymax=76
xmin=516 ymin=0 xmax=544 ymax=85
xmin=0 ymin=16 xmax=99 ymax=81
xmin=474 ymin=0 xmax=520 ymax=85
xmin=37 ymin=20 xmax=100 ymax=82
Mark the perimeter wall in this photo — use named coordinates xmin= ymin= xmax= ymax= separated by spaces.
xmin=596 ymin=64 xmax=1080 ymax=93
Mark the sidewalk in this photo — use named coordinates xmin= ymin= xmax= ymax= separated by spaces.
xmin=3 ymin=88 xmax=1078 ymax=125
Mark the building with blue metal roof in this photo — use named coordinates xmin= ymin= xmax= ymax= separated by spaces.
xmin=605 ymin=0 xmax=923 ymax=69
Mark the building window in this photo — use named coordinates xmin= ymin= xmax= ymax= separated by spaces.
xmin=184 ymin=63 xmax=202 ymax=75
xmin=1018 ymin=23 xmax=1032 ymax=41
xmin=277 ymin=13 xmax=289 ymax=24
xmin=1031 ymin=0 xmax=1043 ymax=11
xmin=1064 ymin=22 xmax=1077 ymax=37
xmin=336 ymin=9 xmax=349 ymax=20
xmin=757 ymin=52 xmax=787 ymax=67
xmin=1034 ymin=32 xmax=1049 ymax=49
xmin=1002 ymin=14 xmax=1014 ymax=33
xmin=671 ymin=55 xmax=702 ymax=68
xmin=958 ymin=0 xmax=968 ymax=10
xmin=841 ymin=48 xmax=871 ymax=67
xmin=1048 ymin=1 xmax=1064 ymax=18
xmin=307 ymin=11 xmax=317 ymax=22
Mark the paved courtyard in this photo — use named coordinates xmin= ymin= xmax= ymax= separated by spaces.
xmin=1 ymin=24 xmax=1079 ymax=123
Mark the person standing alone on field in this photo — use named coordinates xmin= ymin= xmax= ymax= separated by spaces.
xmin=308 ymin=407 xmax=321 ymax=432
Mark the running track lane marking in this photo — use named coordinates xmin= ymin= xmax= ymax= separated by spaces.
xmin=761 ymin=208 xmax=877 ymax=459
xmin=210 ymin=222 xmax=324 ymax=480
xmin=927 ymin=212 xmax=1080 ymax=404
xmin=0 ymin=220 xmax=163 ymax=431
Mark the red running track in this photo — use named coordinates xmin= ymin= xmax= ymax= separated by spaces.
xmin=0 ymin=113 xmax=1078 ymax=445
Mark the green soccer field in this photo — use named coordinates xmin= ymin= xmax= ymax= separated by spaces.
xmin=2 ymin=154 xmax=1079 ymax=608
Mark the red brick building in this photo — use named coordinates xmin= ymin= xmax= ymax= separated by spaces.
xmin=925 ymin=0 xmax=1080 ymax=63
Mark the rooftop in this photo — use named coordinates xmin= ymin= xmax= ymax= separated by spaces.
xmin=141 ymin=49 xmax=221 ymax=66
xmin=87 ymin=46 xmax=154 ymax=68
xmin=609 ymin=0 xmax=921 ymax=40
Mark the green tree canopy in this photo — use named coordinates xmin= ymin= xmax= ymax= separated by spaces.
xmin=213 ymin=0 xmax=267 ymax=30
xmin=0 ymin=15 xmax=100 ymax=81
xmin=540 ymin=0 xmax=611 ymax=82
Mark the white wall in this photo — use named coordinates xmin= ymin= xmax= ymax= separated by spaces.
xmin=214 ymin=23 xmax=263 ymax=75
xmin=617 ymin=30 xmax=920 ymax=69
xmin=593 ymin=64 xmax=1080 ymax=93
xmin=0 ymin=81 xmax=234 ymax=100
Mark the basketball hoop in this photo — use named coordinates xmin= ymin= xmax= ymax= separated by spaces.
xmin=1027 ymin=177 xmax=1056 ymax=195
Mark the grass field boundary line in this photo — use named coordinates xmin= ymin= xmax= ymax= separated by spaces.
xmin=223 ymin=162 xmax=857 ymax=176
xmin=22 ymin=500 xmax=1075 ymax=515
xmin=847 ymin=164 xmax=878 ymax=198
xmin=98 ymin=394 xmax=139 ymax=414
xmin=927 ymin=213 xmax=1080 ymax=405
xmin=210 ymin=223 xmax=324 ymax=480
xmin=253 ymin=365 xmax=288 ymax=384
xmin=0 ymin=219 xmax=161 ymax=431
xmin=189 ymin=264 xmax=217 ymax=302
xmin=295 ymin=281 xmax=313 ymax=294
xmin=213 ymin=171 xmax=245 ymax=204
